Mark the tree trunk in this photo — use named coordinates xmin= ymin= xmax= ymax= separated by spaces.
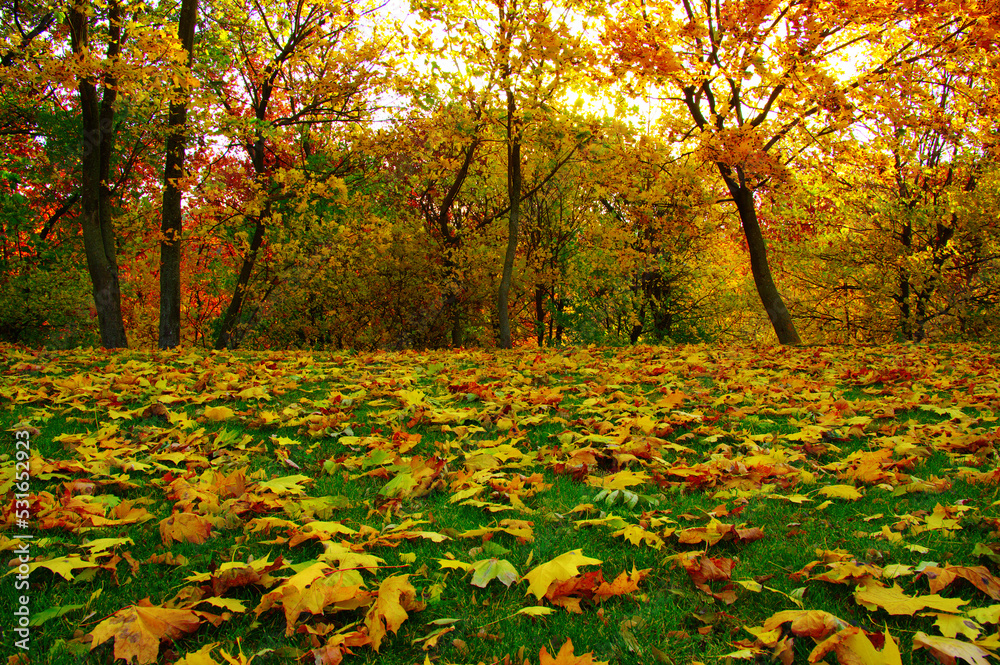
xmin=719 ymin=164 xmax=801 ymax=345
xmin=70 ymin=0 xmax=128 ymax=349
xmin=534 ymin=284 xmax=545 ymax=346
xmin=159 ymin=0 xmax=198 ymax=349
xmin=497 ymin=89 xmax=521 ymax=349
xmin=215 ymin=214 xmax=266 ymax=349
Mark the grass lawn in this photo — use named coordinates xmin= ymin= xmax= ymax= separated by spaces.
xmin=2 ymin=342 xmax=1000 ymax=665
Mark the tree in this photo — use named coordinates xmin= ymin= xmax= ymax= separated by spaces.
xmin=69 ymin=0 xmax=129 ymax=348
xmin=412 ymin=0 xmax=596 ymax=348
xmin=602 ymin=0 xmax=998 ymax=344
xmin=774 ymin=60 xmax=1000 ymax=343
xmin=208 ymin=0 xmax=391 ymax=349
xmin=159 ymin=0 xmax=199 ymax=349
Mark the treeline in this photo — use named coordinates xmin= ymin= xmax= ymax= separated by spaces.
xmin=1 ymin=0 xmax=997 ymax=350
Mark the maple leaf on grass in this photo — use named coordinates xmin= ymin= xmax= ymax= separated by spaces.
xmin=539 ymin=638 xmax=609 ymax=665
xmin=437 ymin=557 xmax=519 ymax=588
xmin=809 ymin=626 xmax=903 ymax=665
xmin=159 ymin=512 xmax=214 ymax=546
xmin=254 ymin=562 xmax=369 ymax=636
xmin=203 ymin=405 xmax=235 ymax=422
xmin=184 ymin=554 xmax=287 ymax=595
xmin=365 ymin=574 xmax=422 ymax=652
xmin=759 ymin=609 xmax=849 ymax=641
xmin=89 ymin=600 xmax=218 ymax=665
xmin=913 ymin=631 xmax=995 ymax=665
xmin=855 ymin=582 xmax=968 ymax=615
xmin=593 ymin=567 xmax=650 ymax=602
xmin=522 ymin=549 xmax=603 ymax=600
xmin=920 ymin=565 xmax=1000 ymax=601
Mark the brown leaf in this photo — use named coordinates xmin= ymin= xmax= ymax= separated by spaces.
xmin=921 ymin=565 xmax=1000 ymax=601
xmin=912 ymin=631 xmax=993 ymax=665
xmin=159 ymin=512 xmax=213 ymax=546
xmin=89 ymin=603 xmax=209 ymax=665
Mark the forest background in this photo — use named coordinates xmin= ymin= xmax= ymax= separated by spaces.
xmin=1 ymin=0 xmax=999 ymax=352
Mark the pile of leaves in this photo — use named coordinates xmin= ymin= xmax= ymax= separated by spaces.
xmin=2 ymin=343 xmax=1000 ymax=665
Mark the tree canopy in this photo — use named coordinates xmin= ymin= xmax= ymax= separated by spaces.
xmin=1 ymin=0 xmax=998 ymax=349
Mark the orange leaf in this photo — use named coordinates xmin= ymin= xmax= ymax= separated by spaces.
xmin=159 ymin=512 xmax=213 ymax=546
xmin=593 ymin=567 xmax=650 ymax=602
xmin=921 ymin=565 xmax=1000 ymax=601
xmin=90 ymin=603 xmax=208 ymax=665
xmin=539 ymin=638 xmax=609 ymax=665
xmin=761 ymin=609 xmax=848 ymax=640
xmin=912 ymin=631 xmax=994 ymax=665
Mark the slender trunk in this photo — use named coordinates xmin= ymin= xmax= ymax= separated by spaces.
xmin=451 ymin=307 xmax=463 ymax=347
xmin=215 ymin=214 xmax=267 ymax=349
xmin=534 ymin=284 xmax=545 ymax=346
xmin=497 ymin=89 xmax=521 ymax=349
xmin=214 ymin=72 xmax=273 ymax=349
xmin=554 ymin=297 xmax=564 ymax=344
xmin=159 ymin=0 xmax=198 ymax=349
xmin=898 ymin=219 xmax=912 ymax=339
xmin=718 ymin=164 xmax=801 ymax=345
xmin=70 ymin=0 xmax=128 ymax=349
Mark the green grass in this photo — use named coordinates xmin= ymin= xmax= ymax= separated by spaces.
xmin=2 ymin=343 xmax=1000 ymax=664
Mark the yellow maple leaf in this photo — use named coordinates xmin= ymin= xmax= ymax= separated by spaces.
xmin=522 ymin=549 xmax=603 ymax=600
xmin=855 ymin=583 xmax=968 ymax=615
xmin=818 ymin=484 xmax=864 ymax=501
xmin=255 ymin=563 xmax=367 ymax=636
xmin=27 ymin=555 xmax=99 ymax=581
xmin=809 ymin=625 xmax=902 ymax=665
xmin=922 ymin=612 xmax=982 ymax=640
xmin=586 ymin=469 xmax=650 ymax=490
xmin=365 ymin=574 xmax=418 ymax=651
xmin=203 ymin=406 xmax=235 ymax=421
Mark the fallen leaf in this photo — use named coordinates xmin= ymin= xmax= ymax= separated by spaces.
xmin=855 ymin=583 xmax=968 ymax=615
xmin=522 ymin=550 xmax=603 ymax=600
xmin=365 ymin=574 xmax=419 ymax=652
xmin=539 ymin=638 xmax=609 ymax=665
xmin=912 ymin=631 xmax=993 ymax=665
xmin=90 ymin=603 xmax=210 ymax=665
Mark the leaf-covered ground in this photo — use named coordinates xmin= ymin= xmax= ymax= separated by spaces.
xmin=2 ymin=343 xmax=1000 ymax=665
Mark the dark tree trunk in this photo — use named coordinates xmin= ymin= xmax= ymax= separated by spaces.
xmin=215 ymin=214 xmax=266 ymax=349
xmin=897 ymin=218 xmax=913 ymax=340
xmin=159 ymin=0 xmax=199 ymax=349
xmin=719 ymin=164 xmax=801 ymax=345
xmin=70 ymin=0 xmax=128 ymax=349
xmin=534 ymin=284 xmax=545 ymax=346
xmin=498 ymin=90 xmax=521 ymax=349
xmin=214 ymin=52 xmax=275 ymax=349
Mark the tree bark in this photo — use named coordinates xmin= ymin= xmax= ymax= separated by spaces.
xmin=497 ymin=89 xmax=521 ymax=349
xmin=70 ymin=0 xmax=128 ymax=349
xmin=159 ymin=0 xmax=199 ymax=349
xmin=719 ymin=164 xmax=801 ymax=345
xmin=534 ymin=284 xmax=545 ymax=346
xmin=215 ymin=215 xmax=267 ymax=349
